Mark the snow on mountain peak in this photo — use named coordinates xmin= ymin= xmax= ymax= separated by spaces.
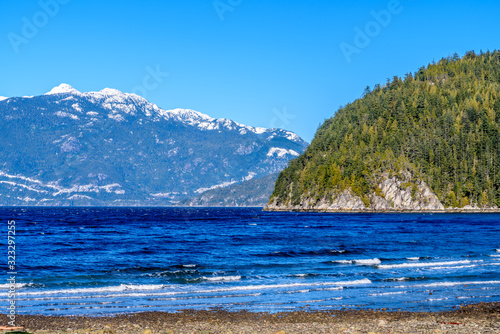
xmin=97 ymin=88 xmax=124 ymax=96
xmin=45 ymin=83 xmax=81 ymax=96
xmin=40 ymin=85 xmax=305 ymax=144
xmin=0 ymin=96 xmax=8 ymax=101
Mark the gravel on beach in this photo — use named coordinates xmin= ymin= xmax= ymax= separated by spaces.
xmin=1 ymin=302 xmax=499 ymax=334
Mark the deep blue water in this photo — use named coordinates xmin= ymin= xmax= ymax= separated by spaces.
xmin=1 ymin=207 xmax=499 ymax=315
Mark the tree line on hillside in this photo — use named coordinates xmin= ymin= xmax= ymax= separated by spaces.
xmin=272 ymin=50 xmax=500 ymax=208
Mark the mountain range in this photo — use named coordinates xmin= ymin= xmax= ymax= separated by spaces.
xmin=0 ymin=84 xmax=307 ymax=206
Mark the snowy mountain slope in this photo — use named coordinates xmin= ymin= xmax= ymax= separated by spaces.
xmin=0 ymin=84 xmax=307 ymax=206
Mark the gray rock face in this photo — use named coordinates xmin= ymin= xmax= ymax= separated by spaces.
xmin=372 ymin=175 xmax=444 ymax=211
xmin=266 ymin=172 xmax=445 ymax=212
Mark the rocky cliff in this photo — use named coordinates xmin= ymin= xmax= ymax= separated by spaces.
xmin=266 ymin=172 xmax=446 ymax=212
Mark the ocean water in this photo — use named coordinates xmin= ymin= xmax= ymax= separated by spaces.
xmin=1 ymin=207 xmax=499 ymax=316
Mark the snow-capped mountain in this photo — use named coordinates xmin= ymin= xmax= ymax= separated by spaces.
xmin=0 ymin=84 xmax=308 ymax=206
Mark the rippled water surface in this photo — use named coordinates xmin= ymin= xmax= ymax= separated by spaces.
xmin=1 ymin=207 xmax=499 ymax=315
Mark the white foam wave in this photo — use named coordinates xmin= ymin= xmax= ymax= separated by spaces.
xmin=333 ymin=258 xmax=381 ymax=265
xmin=203 ymin=276 xmax=241 ymax=282
xmin=378 ymin=260 xmax=474 ymax=269
xmin=406 ymin=257 xmax=420 ymax=261
xmin=4 ymin=284 xmax=165 ymax=297
xmin=0 ymin=283 xmax=30 ymax=289
xmin=354 ymin=258 xmax=381 ymax=265
xmin=283 ymin=289 xmax=310 ymax=294
xmin=397 ymin=280 xmax=500 ymax=288
xmin=496 ymin=249 xmax=500 ymax=253
xmin=489 ymin=255 xmax=500 ymax=257
xmin=369 ymin=291 xmax=407 ymax=296
xmin=316 ymin=287 xmax=343 ymax=291
xmin=428 ymin=265 xmax=478 ymax=270
xmin=388 ymin=277 xmax=409 ymax=282
xmin=182 ymin=264 xmax=197 ymax=268
xmin=8 ymin=279 xmax=371 ymax=298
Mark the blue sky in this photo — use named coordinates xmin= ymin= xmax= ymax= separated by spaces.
xmin=1 ymin=0 xmax=499 ymax=142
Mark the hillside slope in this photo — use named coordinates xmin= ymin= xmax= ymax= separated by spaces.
xmin=267 ymin=51 xmax=500 ymax=211
xmin=178 ymin=173 xmax=278 ymax=207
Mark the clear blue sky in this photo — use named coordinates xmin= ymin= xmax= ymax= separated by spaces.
xmin=1 ymin=0 xmax=499 ymax=142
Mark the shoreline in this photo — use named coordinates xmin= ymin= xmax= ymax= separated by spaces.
xmin=263 ymin=207 xmax=500 ymax=213
xmin=3 ymin=302 xmax=499 ymax=334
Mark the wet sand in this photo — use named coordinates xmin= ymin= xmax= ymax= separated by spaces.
xmin=2 ymin=302 xmax=499 ymax=334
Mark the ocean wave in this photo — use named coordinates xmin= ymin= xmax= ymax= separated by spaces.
xmin=397 ymin=280 xmax=500 ymax=288
xmin=282 ymin=289 xmax=310 ymax=294
xmin=202 ymin=276 xmax=241 ymax=282
xmin=318 ymin=287 xmax=344 ymax=291
xmin=406 ymin=257 xmax=420 ymax=261
xmin=9 ymin=279 xmax=371 ymax=299
xmin=378 ymin=260 xmax=476 ymax=269
xmin=4 ymin=284 xmax=166 ymax=297
xmin=332 ymin=258 xmax=381 ymax=266
xmin=354 ymin=258 xmax=381 ymax=265
xmin=290 ymin=273 xmax=320 ymax=278
xmin=428 ymin=265 xmax=479 ymax=270
xmin=332 ymin=260 xmax=353 ymax=264
xmin=369 ymin=291 xmax=407 ymax=296
xmin=261 ymin=249 xmax=349 ymax=258
xmin=0 ymin=283 xmax=32 ymax=289
xmin=384 ymin=277 xmax=410 ymax=282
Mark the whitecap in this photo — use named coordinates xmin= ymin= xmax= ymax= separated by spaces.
xmin=282 ymin=289 xmax=310 ymax=294
xmin=406 ymin=257 xmax=420 ymax=261
xmin=354 ymin=258 xmax=381 ymax=266
xmin=397 ymin=280 xmax=500 ymax=288
xmin=369 ymin=291 xmax=407 ymax=296
xmin=2 ymin=284 xmax=166 ymax=296
xmin=388 ymin=277 xmax=409 ymax=282
xmin=203 ymin=276 xmax=241 ymax=282
xmin=0 ymin=283 xmax=30 ymax=289
xmin=378 ymin=260 xmax=475 ymax=269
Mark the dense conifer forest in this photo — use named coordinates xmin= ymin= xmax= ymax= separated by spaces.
xmin=271 ymin=51 xmax=500 ymax=208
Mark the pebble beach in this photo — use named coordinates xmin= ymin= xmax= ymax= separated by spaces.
xmin=2 ymin=302 xmax=498 ymax=334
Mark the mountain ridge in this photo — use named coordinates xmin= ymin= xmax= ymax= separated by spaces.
xmin=0 ymin=84 xmax=307 ymax=206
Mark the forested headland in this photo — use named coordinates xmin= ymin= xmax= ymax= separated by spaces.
xmin=269 ymin=51 xmax=500 ymax=210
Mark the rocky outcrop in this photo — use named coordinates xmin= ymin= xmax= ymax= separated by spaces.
xmin=266 ymin=172 xmax=445 ymax=212
xmin=370 ymin=175 xmax=444 ymax=211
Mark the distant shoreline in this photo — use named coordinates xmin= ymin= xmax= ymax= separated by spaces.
xmin=4 ymin=302 xmax=499 ymax=334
